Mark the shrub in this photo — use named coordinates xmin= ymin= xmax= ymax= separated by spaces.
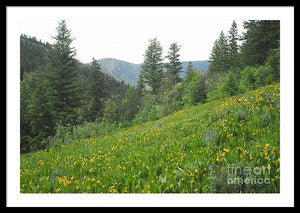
xmin=162 ymin=83 xmax=184 ymax=115
xmin=183 ymin=70 xmax=207 ymax=106
xmin=240 ymin=66 xmax=258 ymax=91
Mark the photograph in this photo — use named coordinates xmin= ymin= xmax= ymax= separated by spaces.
xmin=6 ymin=6 xmax=294 ymax=207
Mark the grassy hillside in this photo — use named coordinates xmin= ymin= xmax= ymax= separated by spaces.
xmin=20 ymin=83 xmax=280 ymax=193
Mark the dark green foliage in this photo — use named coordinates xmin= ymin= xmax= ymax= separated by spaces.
xmin=20 ymin=34 xmax=52 ymax=80
xmin=209 ymin=30 xmax=230 ymax=74
xmin=45 ymin=20 xmax=83 ymax=126
xmin=90 ymin=58 xmax=210 ymax=86
xmin=20 ymin=19 xmax=280 ymax=155
xmin=20 ymin=75 xmax=34 ymax=153
xmin=240 ymin=66 xmax=258 ymax=91
xmin=85 ymin=58 xmax=105 ymax=122
xmin=183 ymin=70 xmax=207 ymax=106
xmin=122 ymin=87 xmax=140 ymax=123
xmin=186 ymin=61 xmax=193 ymax=73
xmin=223 ymin=71 xmax=239 ymax=97
xmin=102 ymin=72 xmax=130 ymax=100
xmin=207 ymin=20 xmax=280 ymax=102
xmin=240 ymin=42 xmax=280 ymax=92
xmin=161 ymin=83 xmax=184 ymax=115
xmin=102 ymin=95 xmax=124 ymax=124
xmin=136 ymin=73 xmax=146 ymax=101
xmin=140 ymin=38 xmax=164 ymax=95
xmin=239 ymin=20 xmax=280 ymax=68
xmin=20 ymin=69 xmax=57 ymax=152
xmin=132 ymin=93 xmax=164 ymax=125
xmin=227 ymin=21 xmax=239 ymax=68
xmin=265 ymin=46 xmax=280 ymax=81
xmin=27 ymin=69 xmax=56 ymax=150
xmin=165 ymin=42 xmax=183 ymax=87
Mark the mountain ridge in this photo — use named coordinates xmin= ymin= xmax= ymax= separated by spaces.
xmin=90 ymin=58 xmax=211 ymax=86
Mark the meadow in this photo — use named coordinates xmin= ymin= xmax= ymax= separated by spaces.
xmin=20 ymin=83 xmax=280 ymax=193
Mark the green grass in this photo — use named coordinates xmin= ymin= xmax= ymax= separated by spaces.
xmin=20 ymin=83 xmax=280 ymax=193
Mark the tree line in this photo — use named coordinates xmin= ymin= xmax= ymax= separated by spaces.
xmin=20 ymin=20 xmax=280 ymax=153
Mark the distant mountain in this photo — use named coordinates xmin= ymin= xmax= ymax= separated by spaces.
xmin=180 ymin=61 xmax=211 ymax=77
xmin=93 ymin=58 xmax=210 ymax=86
xmin=96 ymin=58 xmax=141 ymax=86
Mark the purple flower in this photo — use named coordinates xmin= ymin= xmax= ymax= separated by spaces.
xmin=204 ymin=129 xmax=216 ymax=142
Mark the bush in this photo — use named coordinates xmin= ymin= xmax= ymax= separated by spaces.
xmin=162 ymin=83 xmax=184 ymax=115
xmin=207 ymin=72 xmax=240 ymax=101
xmin=240 ymin=66 xmax=258 ymax=91
xmin=254 ymin=64 xmax=275 ymax=87
xmin=133 ymin=104 xmax=164 ymax=125
xmin=46 ymin=121 xmax=121 ymax=150
xmin=183 ymin=70 xmax=207 ymax=106
xmin=265 ymin=47 xmax=280 ymax=81
xmin=223 ymin=71 xmax=239 ymax=97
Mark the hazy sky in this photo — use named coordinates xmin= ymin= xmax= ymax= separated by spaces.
xmin=19 ymin=8 xmax=246 ymax=64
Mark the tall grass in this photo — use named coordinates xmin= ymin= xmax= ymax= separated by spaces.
xmin=20 ymin=83 xmax=280 ymax=193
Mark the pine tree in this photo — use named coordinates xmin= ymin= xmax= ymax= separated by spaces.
xmin=122 ymin=87 xmax=139 ymax=122
xmin=86 ymin=58 xmax=105 ymax=122
xmin=183 ymin=70 xmax=207 ymax=106
xmin=136 ymin=73 xmax=145 ymax=104
xmin=208 ymin=30 xmax=230 ymax=75
xmin=223 ymin=71 xmax=239 ymax=97
xmin=187 ymin=61 xmax=193 ymax=72
xmin=140 ymin=38 xmax=164 ymax=95
xmin=165 ymin=42 xmax=182 ymax=87
xmin=239 ymin=20 xmax=280 ymax=68
xmin=46 ymin=20 xmax=83 ymax=126
xmin=20 ymin=75 xmax=34 ymax=153
xmin=26 ymin=69 xmax=56 ymax=151
xmin=185 ymin=61 xmax=194 ymax=83
xmin=228 ymin=20 xmax=239 ymax=68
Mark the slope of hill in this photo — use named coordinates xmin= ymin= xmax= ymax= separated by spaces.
xmin=20 ymin=34 xmax=52 ymax=80
xmin=97 ymin=58 xmax=141 ymax=86
xmin=20 ymin=83 xmax=280 ymax=193
xmin=94 ymin=58 xmax=210 ymax=86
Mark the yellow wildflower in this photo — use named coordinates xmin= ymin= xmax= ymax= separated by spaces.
xmin=223 ymin=148 xmax=230 ymax=154
xmin=264 ymin=144 xmax=271 ymax=151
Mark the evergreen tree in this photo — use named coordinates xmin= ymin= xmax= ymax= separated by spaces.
xmin=102 ymin=95 xmax=123 ymax=124
xmin=140 ymin=38 xmax=164 ymax=95
xmin=223 ymin=71 xmax=239 ymax=97
xmin=239 ymin=20 xmax=280 ymax=68
xmin=265 ymin=45 xmax=280 ymax=81
xmin=46 ymin=20 xmax=83 ymax=126
xmin=186 ymin=61 xmax=193 ymax=72
xmin=136 ymin=73 xmax=145 ymax=107
xmin=228 ymin=20 xmax=239 ymax=68
xmin=20 ymin=74 xmax=34 ymax=153
xmin=86 ymin=58 xmax=105 ymax=122
xmin=165 ymin=42 xmax=182 ymax=87
xmin=26 ymin=69 xmax=56 ymax=151
xmin=122 ymin=87 xmax=139 ymax=122
xmin=185 ymin=61 xmax=194 ymax=83
xmin=183 ymin=70 xmax=207 ymax=106
xmin=208 ymin=30 xmax=230 ymax=75
xmin=20 ymin=34 xmax=52 ymax=81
